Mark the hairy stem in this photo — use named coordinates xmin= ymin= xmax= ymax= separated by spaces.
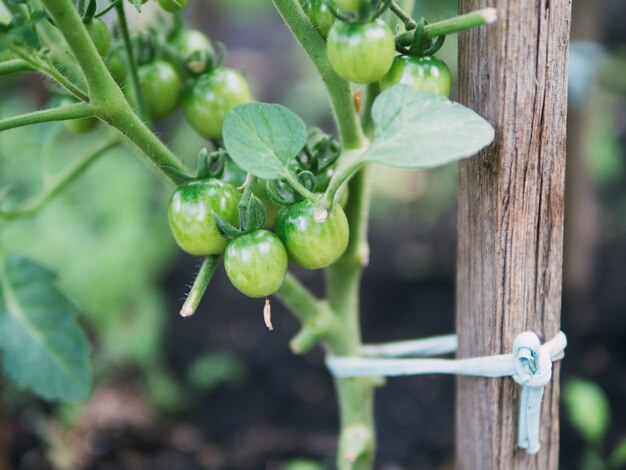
xmin=325 ymin=166 xmax=375 ymax=470
xmin=271 ymin=0 xmax=363 ymax=149
xmin=9 ymin=48 xmax=88 ymax=101
xmin=0 ymin=103 xmax=94 ymax=132
xmin=271 ymin=1 xmax=375 ymax=467
xmin=0 ymin=137 xmax=118 ymax=220
xmin=0 ymin=59 xmax=33 ymax=75
xmin=389 ymin=1 xmax=417 ymax=30
xmin=180 ymin=256 xmax=220 ymax=318
xmin=115 ymin=1 xmax=150 ymax=124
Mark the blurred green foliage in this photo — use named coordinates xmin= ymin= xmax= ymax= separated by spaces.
xmin=0 ymin=96 xmax=176 ymax=386
xmin=563 ymin=378 xmax=626 ymax=470
xmin=564 ymin=379 xmax=610 ymax=446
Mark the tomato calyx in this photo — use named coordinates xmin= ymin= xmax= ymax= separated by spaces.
xmin=195 ymin=148 xmax=227 ymax=180
xmin=80 ymin=0 xmax=98 ymax=23
xmin=263 ymin=128 xmax=341 ymax=207
xmin=399 ymin=18 xmax=446 ymax=57
xmin=296 ymin=128 xmax=341 ymax=175
xmin=212 ymin=176 xmax=267 ymax=241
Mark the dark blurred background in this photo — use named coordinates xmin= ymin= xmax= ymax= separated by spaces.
xmin=0 ymin=0 xmax=625 ymax=468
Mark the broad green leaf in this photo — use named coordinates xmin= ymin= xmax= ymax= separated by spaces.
xmin=222 ymin=103 xmax=307 ymax=180
xmin=0 ymin=255 xmax=91 ymax=402
xmin=563 ymin=379 xmax=610 ymax=444
xmin=363 ymin=85 xmax=495 ymax=169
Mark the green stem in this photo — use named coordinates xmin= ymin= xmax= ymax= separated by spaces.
xmin=39 ymin=0 xmax=190 ymax=183
xmin=0 ymin=103 xmax=94 ymax=132
xmin=179 ymin=256 xmax=220 ymax=318
xmin=271 ymin=0 xmax=364 ymax=149
xmin=9 ymin=48 xmax=89 ymax=101
xmin=115 ymin=1 xmax=150 ymax=125
xmin=271 ymin=2 xmax=375 ymax=467
xmin=284 ymin=170 xmax=318 ymax=205
xmin=325 ymin=167 xmax=375 ymax=470
xmin=0 ymin=137 xmax=118 ymax=220
xmin=275 ymin=272 xmax=337 ymax=354
xmin=360 ymin=82 xmax=380 ymax=139
xmin=0 ymin=59 xmax=33 ymax=76
xmin=389 ymin=1 xmax=416 ymax=30
xmin=95 ymin=0 xmax=121 ymax=18
xmin=396 ymin=8 xmax=497 ymax=47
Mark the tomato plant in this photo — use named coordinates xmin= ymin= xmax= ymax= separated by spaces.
xmin=0 ymin=1 xmax=498 ymax=468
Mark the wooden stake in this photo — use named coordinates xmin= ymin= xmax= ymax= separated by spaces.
xmin=455 ymin=1 xmax=571 ymax=468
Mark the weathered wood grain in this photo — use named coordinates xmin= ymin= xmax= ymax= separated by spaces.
xmin=455 ymin=0 xmax=572 ymax=469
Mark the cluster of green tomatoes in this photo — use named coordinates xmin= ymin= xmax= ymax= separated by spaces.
xmin=303 ymin=0 xmax=452 ymax=94
xmin=168 ymin=133 xmax=349 ymax=299
xmin=164 ymin=0 xmax=455 ymax=299
xmin=62 ymin=0 xmax=253 ymax=138
xmin=62 ymin=0 xmax=455 ymax=300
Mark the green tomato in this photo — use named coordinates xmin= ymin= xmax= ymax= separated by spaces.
xmin=381 ymin=55 xmax=452 ymax=96
xmin=224 ymin=230 xmax=288 ymax=298
xmin=301 ymin=0 xmax=335 ymax=39
xmin=327 ymin=19 xmax=395 ymax=84
xmin=85 ymin=19 xmax=111 ymax=57
xmin=275 ymin=199 xmax=349 ymax=269
xmin=59 ymin=96 xmax=98 ymax=133
xmin=105 ymin=51 xmax=128 ymax=84
xmin=171 ymin=28 xmax=214 ymax=62
xmin=182 ymin=67 xmax=253 ymax=141
xmin=168 ymin=179 xmax=240 ymax=256
xmin=126 ymin=60 xmax=182 ymax=119
xmin=157 ymin=0 xmax=187 ymax=12
xmin=335 ymin=0 xmax=361 ymax=13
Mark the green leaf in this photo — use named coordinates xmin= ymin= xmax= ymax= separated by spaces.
xmin=609 ymin=438 xmax=626 ymax=470
xmin=0 ymin=255 xmax=91 ymax=402
xmin=131 ymin=0 xmax=144 ymax=12
xmin=222 ymin=103 xmax=307 ymax=180
xmin=363 ymin=85 xmax=495 ymax=169
xmin=563 ymin=379 xmax=610 ymax=445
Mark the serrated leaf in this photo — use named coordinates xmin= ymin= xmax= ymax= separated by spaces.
xmin=362 ymin=85 xmax=495 ymax=169
xmin=222 ymin=103 xmax=307 ymax=180
xmin=0 ymin=255 xmax=91 ymax=402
